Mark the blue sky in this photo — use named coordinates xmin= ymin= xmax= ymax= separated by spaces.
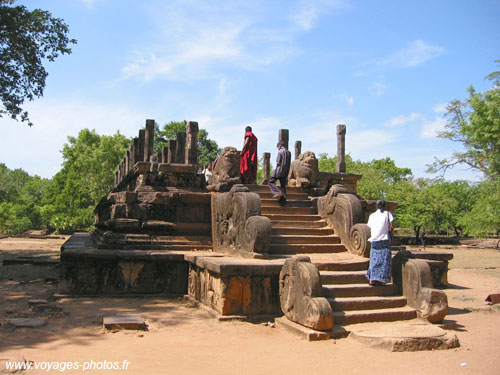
xmin=1 ymin=0 xmax=499 ymax=181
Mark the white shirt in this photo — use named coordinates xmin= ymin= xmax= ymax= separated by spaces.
xmin=367 ymin=209 xmax=394 ymax=242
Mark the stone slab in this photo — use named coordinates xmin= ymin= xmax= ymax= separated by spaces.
xmin=7 ymin=318 xmax=48 ymax=328
xmin=350 ymin=321 xmax=460 ymax=351
xmin=275 ymin=317 xmax=350 ymax=341
xmin=103 ymin=314 xmax=147 ymax=330
xmin=185 ymin=255 xmax=284 ymax=276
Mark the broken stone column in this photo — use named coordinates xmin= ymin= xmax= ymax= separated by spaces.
xmin=144 ymin=119 xmax=155 ymax=162
xmin=295 ymin=141 xmax=302 ymax=160
xmin=125 ymin=153 xmax=130 ymax=173
xmin=130 ymin=139 xmax=137 ymax=169
xmin=185 ymin=121 xmax=199 ymax=165
xmin=161 ymin=146 xmax=168 ymax=163
xmin=137 ymin=130 xmax=145 ymax=162
xmin=167 ymin=140 xmax=177 ymax=163
xmin=279 ymin=129 xmax=289 ymax=150
xmin=336 ymin=124 xmax=346 ymax=173
xmin=263 ymin=152 xmax=271 ymax=182
xmin=175 ymin=132 xmax=186 ymax=164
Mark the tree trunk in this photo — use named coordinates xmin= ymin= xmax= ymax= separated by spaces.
xmin=413 ymin=225 xmax=421 ymax=245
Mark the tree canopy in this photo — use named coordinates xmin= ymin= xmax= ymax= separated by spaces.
xmin=0 ymin=0 xmax=76 ymax=126
xmin=428 ymin=61 xmax=500 ymax=180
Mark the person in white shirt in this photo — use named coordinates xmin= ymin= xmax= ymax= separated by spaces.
xmin=366 ymin=199 xmax=394 ymax=286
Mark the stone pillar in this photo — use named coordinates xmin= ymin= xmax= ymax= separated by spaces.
xmin=185 ymin=121 xmax=199 ymax=165
xmin=295 ymin=140 xmax=302 ymax=160
xmin=122 ymin=157 xmax=127 ymax=177
xmin=279 ymin=129 xmax=289 ymax=150
xmin=161 ymin=146 xmax=168 ymax=163
xmin=263 ymin=152 xmax=271 ymax=181
xmin=137 ymin=130 xmax=145 ymax=162
xmin=167 ymin=140 xmax=177 ymax=163
xmin=115 ymin=170 xmax=119 ymax=187
xmin=175 ymin=132 xmax=186 ymax=164
xmin=144 ymin=119 xmax=155 ymax=163
xmin=125 ymin=151 xmax=130 ymax=173
xmin=336 ymin=124 xmax=346 ymax=173
xmin=117 ymin=169 xmax=121 ymax=186
xmin=130 ymin=139 xmax=137 ymax=170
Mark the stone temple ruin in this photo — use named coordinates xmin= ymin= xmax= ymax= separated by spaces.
xmin=60 ymin=120 xmax=458 ymax=349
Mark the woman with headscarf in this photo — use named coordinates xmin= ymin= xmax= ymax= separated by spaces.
xmin=366 ymin=199 xmax=394 ymax=286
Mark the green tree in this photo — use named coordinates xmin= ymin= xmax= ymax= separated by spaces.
xmin=155 ymin=120 xmax=221 ymax=166
xmin=461 ymin=179 xmax=500 ymax=237
xmin=428 ymin=61 xmax=500 ymax=180
xmin=0 ymin=0 xmax=77 ymax=126
xmin=0 ymin=163 xmax=50 ymax=234
xmin=41 ymin=129 xmax=130 ymax=232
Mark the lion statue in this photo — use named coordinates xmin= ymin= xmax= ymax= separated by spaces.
xmin=207 ymin=146 xmax=241 ymax=192
xmin=288 ymin=151 xmax=321 ymax=191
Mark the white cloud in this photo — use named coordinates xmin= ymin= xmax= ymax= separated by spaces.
xmin=291 ymin=0 xmax=349 ymax=30
xmin=369 ymin=81 xmax=387 ymax=97
xmin=433 ymin=103 xmax=448 ymax=114
xmin=421 ymin=117 xmax=447 ymax=139
xmin=339 ymin=93 xmax=355 ymax=105
xmin=384 ymin=112 xmax=422 ymax=127
xmin=378 ymin=40 xmax=445 ymax=68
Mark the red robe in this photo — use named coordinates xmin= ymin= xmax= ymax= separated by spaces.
xmin=240 ymin=131 xmax=258 ymax=183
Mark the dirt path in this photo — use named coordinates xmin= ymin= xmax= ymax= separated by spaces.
xmin=1 ymin=238 xmax=499 ymax=375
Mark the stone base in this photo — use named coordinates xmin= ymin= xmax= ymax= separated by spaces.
xmin=350 ymin=321 xmax=460 ymax=351
xmin=186 ymin=255 xmax=285 ymax=319
xmin=59 ymin=233 xmax=191 ymax=296
xmin=275 ymin=317 xmax=349 ymax=341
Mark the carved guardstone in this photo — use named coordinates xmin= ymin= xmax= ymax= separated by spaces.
xmin=279 ymin=256 xmax=333 ymax=330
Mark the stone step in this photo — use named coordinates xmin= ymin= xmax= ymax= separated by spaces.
xmin=270 ymin=220 xmax=328 ymax=228
xmin=272 ymin=227 xmax=333 ymax=235
xmin=257 ymin=192 xmax=310 ymax=200
xmin=262 ymin=206 xmax=317 ymax=215
xmin=175 ymin=222 xmax=212 ymax=235
xmin=315 ymin=259 xmax=369 ymax=272
xmin=332 ymin=306 xmax=417 ymax=325
xmin=328 ymin=296 xmax=408 ymax=311
xmin=264 ymin=214 xmax=323 ymax=222
xmin=261 ymin=199 xmax=313 ymax=207
xmin=110 ymin=235 xmax=212 ymax=244
xmin=98 ymin=244 xmax=213 ymax=251
xmin=246 ymin=184 xmax=304 ymax=194
xmin=320 ymin=270 xmax=367 ymax=284
xmin=322 ymin=283 xmax=397 ymax=298
xmin=269 ymin=243 xmax=346 ymax=255
xmin=272 ymin=235 xmax=341 ymax=245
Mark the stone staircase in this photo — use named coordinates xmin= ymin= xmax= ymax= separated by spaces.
xmin=247 ymin=184 xmax=417 ymax=328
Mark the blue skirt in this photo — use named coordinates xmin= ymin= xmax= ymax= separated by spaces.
xmin=366 ymin=240 xmax=392 ymax=283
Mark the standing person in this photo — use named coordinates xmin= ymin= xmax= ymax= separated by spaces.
xmin=268 ymin=141 xmax=291 ymax=206
xmin=240 ymin=126 xmax=258 ymax=184
xmin=366 ymin=199 xmax=394 ymax=286
xmin=420 ymin=230 xmax=427 ymax=251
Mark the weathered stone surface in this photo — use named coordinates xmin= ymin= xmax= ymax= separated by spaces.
xmin=279 ymin=256 xmax=333 ymax=330
xmin=175 ymin=132 xmax=186 ymax=164
xmin=144 ymin=119 xmax=155 ymax=162
xmin=185 ymin=121 xmax=199 ymax=165
xmin=207 ymin=147 xmax=241 ymax=192
xmin=318 ymin=185 xmax=370 ymax=257
xmin=188 ymin=260 xmax=281 ymax=317
xmin=7 ymin=318 xmax=48 ymax=328
xmin=401 ymin=259 xmax=449 ymax=322
xmin=212 ymin=184 xmax=271 ymax=257
xmin=103 ymin=314 xmax=147 ymax=330
xmin=350 ymin=322 xmax=459 ymax=351
xmin=262 ymin=152 xmax=271 ymax=182
xmin=294 ymin=140 xmax=301 ymax=160
xmin=336 ymin=124 xmax=346 ymax=172
xmin=288 ymin=151 xmax=322 ymax=192
xmin=107 ymin=191 xmax=137 ymax=205
xmin=279 ymin=129 xmax=289 ymax=150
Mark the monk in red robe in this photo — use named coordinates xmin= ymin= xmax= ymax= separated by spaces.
xmin=240 ymin=126 xmax=258 ymax=184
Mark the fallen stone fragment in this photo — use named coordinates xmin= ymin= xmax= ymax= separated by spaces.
xmin=7 ymin=318 xmax=48 ymax=328
xmin=350 ymin=322 xmax=459 ymax=352
xmin=103 ymin=314 xmax=147 ymax=331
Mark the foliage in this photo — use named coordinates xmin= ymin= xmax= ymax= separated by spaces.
xmin=428 ymin=61 xmax=500 ymax=180
xmin=0 ymin=0 xmax=76 ymax=126
xmin=40 ymin=129 xmax=130 ymax=232
xmin=154 ymin=120 xmax=221 ymax=166
xmin=0 ymin=163 xmax=50 ymax=234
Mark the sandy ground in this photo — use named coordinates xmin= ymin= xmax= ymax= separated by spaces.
xmin=0 ymin=237 xmax=499 ymax=375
